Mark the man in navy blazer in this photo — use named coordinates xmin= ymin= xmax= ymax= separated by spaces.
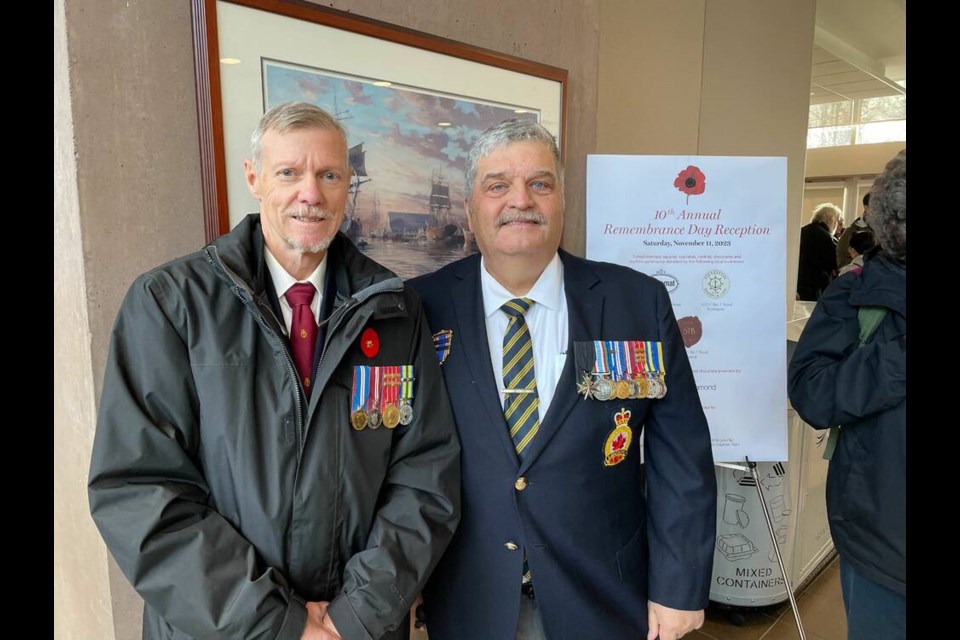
xmin=409 ymin=120 xmax=716 ymax=640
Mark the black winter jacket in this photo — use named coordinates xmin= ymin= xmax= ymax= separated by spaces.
xmin=89 ymin=215 xmax=461 ymax=639
xmin=788 ymin=253 xmax=905 ymax=596
xmin=797 ymin=221 xmax=839 ymax=301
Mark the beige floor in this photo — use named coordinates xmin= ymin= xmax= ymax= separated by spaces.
xmin=411 ymin=556 xmax=846 ymax=639
xmin=691 ymin=556 xmax=846 ymax=640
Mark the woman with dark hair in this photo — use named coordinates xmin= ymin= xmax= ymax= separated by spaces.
xmin=788 ymin=149 xmax=906 ymax=640
xmin=837 ymin=230 xmax=877 ymax=276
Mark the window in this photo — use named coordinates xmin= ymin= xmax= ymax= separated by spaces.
xmin=807 ymin=95 xmax=905 ymax=149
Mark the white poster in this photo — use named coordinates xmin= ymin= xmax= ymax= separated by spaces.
xmin=586 ymin=155 xmax=787 ymax=462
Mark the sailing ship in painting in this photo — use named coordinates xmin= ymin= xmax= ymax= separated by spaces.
xmin=359 ymin=169 xmax=474 ymax=251
xmin=339 ymin=128 xmax=470 ymax=253
xmin=341 ymin=142 xmax=369 ymax=245
xmin=262 ymin=62 xmax=540 ymax=275
xmin=422 ymin=170 xmax=464 ymax=248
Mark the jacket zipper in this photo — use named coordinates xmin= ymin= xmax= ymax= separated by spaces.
xmin=207 ymin=247 xmax=407 ymax=593
xmin=205 ymin=251 xmax=306 ymax=450
xmin=258 ymin=303 xmax=306 ymax=449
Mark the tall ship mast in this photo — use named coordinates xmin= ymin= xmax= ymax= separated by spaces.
xmin=373 ymin=192 xmax=390 ymax=237
xmin=329 ymin=93 xmax=369 ymax=244
xmin=425 ymin=169 xmax=453 ymax=243
xmin=345 ymin=142 xmax=370 ymax=241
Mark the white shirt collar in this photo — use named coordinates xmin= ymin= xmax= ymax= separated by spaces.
xmin=480 ymin=253 xmax=564 ymax=318
xmin=264 ymin=246 xmax=327 ymax=300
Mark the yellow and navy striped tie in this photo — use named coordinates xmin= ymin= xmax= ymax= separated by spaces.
xmin=501 ymin=298 xmax=539 ymax=459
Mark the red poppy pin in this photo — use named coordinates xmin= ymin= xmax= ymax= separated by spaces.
xmin=360 ymin=327 xmax=380 ymax=358
xmin=673 ymin=165 xmax=706 ymax=204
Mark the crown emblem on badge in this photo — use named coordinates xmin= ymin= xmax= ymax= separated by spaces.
xmin=614 ymin=407 xmax=632 ymax=428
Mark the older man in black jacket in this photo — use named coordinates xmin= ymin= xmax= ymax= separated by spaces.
xmin=796 ymin=202 xmax=841 ymax=301
xmin=89 ymin=103 xmax=460 ymax=640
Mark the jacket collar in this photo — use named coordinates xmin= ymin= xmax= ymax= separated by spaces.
xmin=206 ymin=213 xmax=269 ymax=295
xmin=206 ymin=214 xmax=406 ymax=318
xmin=849 ymin=252 xmax=906 ymax=318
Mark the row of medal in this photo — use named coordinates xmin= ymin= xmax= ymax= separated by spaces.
xmin=351 ymin=365 xmax=415 ymax=430
xmin=575 ymin=340 xmax=667 ymax=401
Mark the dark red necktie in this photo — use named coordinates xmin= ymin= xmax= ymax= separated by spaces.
xmin=285 ymin=283 xmax=318 ymax=392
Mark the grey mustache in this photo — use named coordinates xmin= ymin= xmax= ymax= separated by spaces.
xmin=286 ymin=205 xmax=330 ymax=220
xmin=496 ymin=211 xmax=545 ymax=227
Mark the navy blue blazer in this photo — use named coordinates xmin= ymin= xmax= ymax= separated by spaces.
xmin=410 ymin=250 xmax=716 ymax=640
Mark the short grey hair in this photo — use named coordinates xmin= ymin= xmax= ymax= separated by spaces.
xmin=811 ymin=203 xmax=841 ymax=227
xmin=464 ymin=119 xmax=563 ymax=201
xmin=867 ymin=149 xmax=906 ymax=261
xmin=250 ymin=102 xmax=349 ymax=174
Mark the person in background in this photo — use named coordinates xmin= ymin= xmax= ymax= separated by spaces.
xmin=796 ymin=202 xmax=841 ymax=301
xmin=833 ymin=217 xmax=845 ymax=241
xmin=837 ymin=230 xmax=876 ymax=277
xmin=788 ymin=149 xmax=906 ymax=640
xmin=836 ymin=192 xmax=871 ymax=269
xmin=88 ymin=102 xmax=461 ymax=640
xmin=410 ymin=119 xmax=716 ymax=640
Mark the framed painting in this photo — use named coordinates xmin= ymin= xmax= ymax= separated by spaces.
xmin=192 ymin=0 xmax=567 ymax=278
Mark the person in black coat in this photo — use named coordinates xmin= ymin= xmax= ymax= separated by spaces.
xmin=788 ymin=149 xmax=906 ymax=640
xmin=796 ymin=202 xmax=841 ymax=301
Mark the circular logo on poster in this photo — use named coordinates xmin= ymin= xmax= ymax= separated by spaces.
xmin=702 ymin=270 xmax=730 ymax=299
xmin=677 ymin=315 xmax=703 ymax=348
xmin=652 ymin=269 xmax=680 ymax=293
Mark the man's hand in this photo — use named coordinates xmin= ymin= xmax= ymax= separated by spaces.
xmin=647 ymin=601 xmax=704 ymax=640
xmin=301 ymin=601 xmax=341 ymax=640
xmin=321 ymin=609 xmax=341 ymax=639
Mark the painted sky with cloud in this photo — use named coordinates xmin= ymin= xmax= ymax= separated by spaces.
xmin=264 ymin=61 xmax=537 ymax=231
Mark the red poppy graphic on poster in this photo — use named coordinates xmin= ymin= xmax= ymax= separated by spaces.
xmin=673 ymin=165 xmax=706 ymax=204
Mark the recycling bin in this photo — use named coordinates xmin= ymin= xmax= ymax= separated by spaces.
xmin=709 ymin=316 xmax=835 ymax=607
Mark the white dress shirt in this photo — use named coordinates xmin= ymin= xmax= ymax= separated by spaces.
xmin=264 ymin=247 xmax=327 ymax=336
xmin=480 ymin=253 xmax=569 ymax=422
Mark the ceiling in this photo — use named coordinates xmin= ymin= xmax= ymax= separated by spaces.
xmin=811 ymin=0 xmax=905 ymax=105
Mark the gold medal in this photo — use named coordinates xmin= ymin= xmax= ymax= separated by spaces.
xmin=382 ymin=366 xmax=401 ymax=429
xmin=351 ymin=365 xmax=371 ymax=431
xmin=614 ymin=380 xmax=630 ymax=400
xmin=351 ymin=409 xmax=368 ymax=431
xmin=383 ymin=403 xmax=401 ymax=429
xmin=636 ymin=376 xmax=649 ymax=399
